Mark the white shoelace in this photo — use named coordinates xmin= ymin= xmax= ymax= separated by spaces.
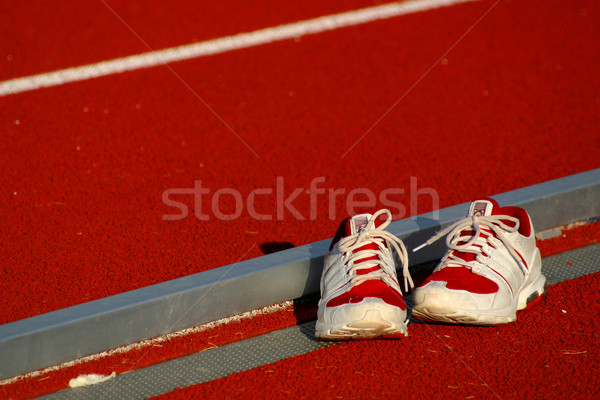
xmin=413 ymin=214 xmax=528 ymax=275
xmin=337 ymin=209 xmax=414 ymax=292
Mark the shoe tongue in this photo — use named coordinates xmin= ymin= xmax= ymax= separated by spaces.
xmin=467 ymin=199 xmax=495 ymax=217
xmin=451 ymin=199 xmax=497 ymax=264
xmin=345 ymin=213 xmax=382 ymax=274
xmin=346 ymin=213 xmax=372 ymax=237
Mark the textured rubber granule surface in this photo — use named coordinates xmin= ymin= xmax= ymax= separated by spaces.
xmin=0 ymin=0 xmax=388 ymax=80
xmin=1 ymin=0 xmax=599 ymax=326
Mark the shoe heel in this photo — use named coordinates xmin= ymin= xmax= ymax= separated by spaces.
xmin=517 ymin=249 xmax=546 ymax=310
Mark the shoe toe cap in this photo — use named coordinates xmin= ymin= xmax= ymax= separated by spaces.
xmin=413 ymin=281 xmax=496 ymax=311
xmin=320 ymin=298 xmax=406 ymax=325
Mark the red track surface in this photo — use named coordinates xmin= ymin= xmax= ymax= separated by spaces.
xmin=0 ymin=0 xmax=599 ymax=397
xmin=0 ymin=0 xmax=385 ymax=81
xmin=2 ymin=0 xmax=599 ymax=325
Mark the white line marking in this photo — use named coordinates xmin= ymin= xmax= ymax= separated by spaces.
xmin=0 ymin=0 xmax=476 ymax=97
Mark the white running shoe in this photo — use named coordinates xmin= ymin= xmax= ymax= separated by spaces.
xmin=316 ymin=209 xmax=414 ymax=340
xmin=412 ymin=198 xmax=546 ymax=325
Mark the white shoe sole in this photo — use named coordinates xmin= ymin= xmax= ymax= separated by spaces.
xmin=316 ymin=309 xmax=408 ymax=340
xmin=412 ymin=273 xmax=547 ymax=325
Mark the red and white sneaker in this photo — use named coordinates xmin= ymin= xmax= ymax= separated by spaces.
xmin=412 ymin=198 xmax=546 ymax=325
xmin=316 ymin=209 xmax=414 ymax=340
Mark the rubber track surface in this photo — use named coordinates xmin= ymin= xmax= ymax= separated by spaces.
xmin=1 ymin=0 xmax=599 ymax=328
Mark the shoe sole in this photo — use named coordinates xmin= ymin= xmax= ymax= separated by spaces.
xmin=315 ymin=309 xmax=408 ymax=340
xmin=412 ymin=272 xmax=547 ymax=325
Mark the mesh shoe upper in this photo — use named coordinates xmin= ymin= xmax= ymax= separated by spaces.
xmin=320 ymin=210 xmax=412 ymax=309
xmin=316 ymin=209 xmax=414 ymax=338
xmin=412 ymin=198 xmax=546 ymax=324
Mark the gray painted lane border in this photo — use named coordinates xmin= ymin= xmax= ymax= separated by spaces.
xmin=1 ymin=168 xmax=599 ymax=379
xmin=38 ymin=322 xmax=332 ymax=400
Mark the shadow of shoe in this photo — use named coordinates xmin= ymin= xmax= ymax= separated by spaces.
xmin=260 ymin=241 xmax=296 ymax=255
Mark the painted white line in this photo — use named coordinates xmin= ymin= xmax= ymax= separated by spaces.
xmin=0 ymin=0 xmax=476 ymax=97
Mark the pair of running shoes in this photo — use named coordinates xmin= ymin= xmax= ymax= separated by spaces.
xmin=316 ymin=198 xmax=547 ymax=339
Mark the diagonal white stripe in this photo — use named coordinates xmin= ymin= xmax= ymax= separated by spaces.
xmin=0 ymin=0 xmax=477 ymax=97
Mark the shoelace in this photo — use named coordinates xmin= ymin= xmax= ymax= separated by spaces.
xmin=413 ymin=214 xmax=528 ymax=275
xmin=337 ymin=209 xmax=414 ymax=292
